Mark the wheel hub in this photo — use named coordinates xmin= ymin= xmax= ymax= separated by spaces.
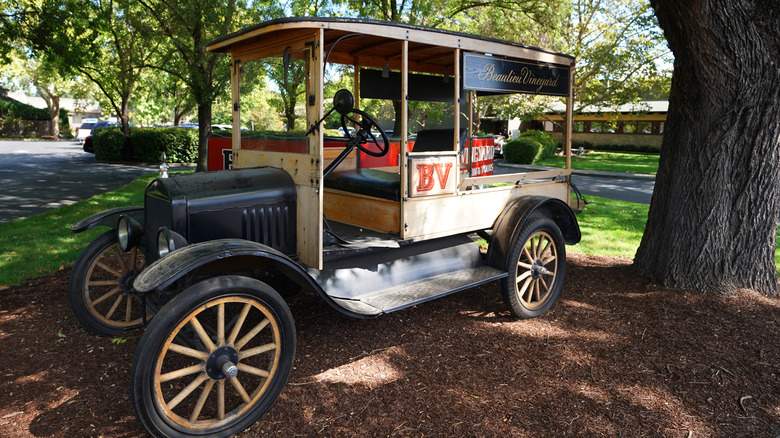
xmin=120 ymin=270 xmax=139 ymax=293
xmin=530 ymin=260 xmax=547 ymax=279
xmin=206 ymin=346 xmax=240 ymax=379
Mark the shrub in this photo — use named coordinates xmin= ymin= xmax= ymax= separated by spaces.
xmin=93 ymin=127 xmax=198 ymax=163
xmin=520 ymin=129 xmax=558 ymax=161
xmin=93 ymin=127 xmax=126 ymax=161
xmin=588 ymin=143 xmax=660 ymax=153
xmin=503 ymin=138 xmax=543 ymax=164
xmin=131 ymin=127 xmax=198 ymax=163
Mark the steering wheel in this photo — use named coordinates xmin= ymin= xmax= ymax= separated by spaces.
xmin=340 ymin=109 xmax=390 ymax=157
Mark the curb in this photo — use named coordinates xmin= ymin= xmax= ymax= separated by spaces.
xmin=495 ymin=160 xmax=656 ymax=181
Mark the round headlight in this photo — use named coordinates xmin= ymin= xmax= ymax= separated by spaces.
xmin=117 ymin=215 xmax=143 ymax=252
xmin=157 ymin=228 xmax=171 ymax=258
xmin=156 ymin=227 xmax=188 ymax=258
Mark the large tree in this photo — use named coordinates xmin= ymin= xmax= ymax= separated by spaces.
xmin=135 ymin=0 xmax=274 ymax=171
xmin=634 ymin=0 xmax=780 ymax=295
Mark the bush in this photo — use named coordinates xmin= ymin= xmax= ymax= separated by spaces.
xmin=519 ymin=129 xmax=558 ymax=161
xmin=93 ymin=127 xmax=198 ymax=163
xmin=504 ymin=138 xmax=543 ymax=164
xmin=93 ymin=128 xmax=126 ymax=161
xmin=131 ymin=127 xmax=198 ymax=163
xmin=588 ymin=143 xmax=660 ymax=153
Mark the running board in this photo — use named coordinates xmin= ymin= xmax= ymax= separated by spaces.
xmin=310 ymin=234 xmax=507 ymax=316
xmin=331 ymin=266 xmax=506 ymax=316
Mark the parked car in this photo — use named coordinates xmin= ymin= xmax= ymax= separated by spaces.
xmin=337 ymin=126 xmax=356 ymax=137
xmin=75 ymin=120 xmax=97 ymax=144
xmin=82 ymin=121 xmax=121 ymax=153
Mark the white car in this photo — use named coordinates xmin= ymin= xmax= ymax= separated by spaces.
xmin=76 ymin=119 xmax=98 ymax=143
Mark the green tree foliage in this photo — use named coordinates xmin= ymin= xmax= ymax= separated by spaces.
xmin=134 ymin=0 xmax=278 ymax=171
xmin=556 ymin=0 xmax=671 ymax=110
xmin=0 ymin=48 xmax=82 ymax=136
xmin=264 ymin=57 xmax=307 ymax=132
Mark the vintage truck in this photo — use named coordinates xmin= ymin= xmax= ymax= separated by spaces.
xmin=68 ymin=17 xmax=580 ymax=437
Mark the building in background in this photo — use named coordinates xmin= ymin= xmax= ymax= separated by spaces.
xmin=6 ymin=90 xmax=102 ymax=130
xmin=538 ymin=100 xmax=667 ymax=150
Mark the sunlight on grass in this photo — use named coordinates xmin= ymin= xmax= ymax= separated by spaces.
xmin=569 ymin=196 xmax=649 ymax=258
xmin=0 ymin=172 xmax=171 ymax=287
xmin=536 ymin=151 xmax=659 ymax=174
xmin=0 ymin=171 xmax=777 ymax=286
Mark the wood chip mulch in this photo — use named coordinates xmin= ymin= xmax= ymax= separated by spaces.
xmin=0 ymin=253 xmax=778 ymax=437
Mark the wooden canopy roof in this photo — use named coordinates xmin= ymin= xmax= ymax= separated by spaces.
xmin=206 ymin=17 xmax=574 ymax=75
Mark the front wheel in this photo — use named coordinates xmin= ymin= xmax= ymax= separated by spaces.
xmin=500 ymin=217 xmax=567 ymax=319
xmin=68 ymin=230 xmax=148 ymax=336
xmin=131 ymin=276 xmax=296 ymax=437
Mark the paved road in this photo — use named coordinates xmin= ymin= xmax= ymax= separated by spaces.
xmin=494 ymin=161 xmax=654 ymax=205
xmin=0 ymin=140 xmax=157 ymax=223
xmin=0 ymin=141 xmax=655 ymax=224
xmin=566 ymin=174 xmax=653 ymax=205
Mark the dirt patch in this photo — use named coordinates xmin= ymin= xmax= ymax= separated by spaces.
xmin=0 ymin=254 xmax=778 ymax=437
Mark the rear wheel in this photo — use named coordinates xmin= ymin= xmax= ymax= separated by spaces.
xmin=500 ymin=217 xmax=567 ymax=319
xmin=68 ymin=230 xmax=148 ymax=336
xmin=131 ymin=275 xmax=296 ymax=437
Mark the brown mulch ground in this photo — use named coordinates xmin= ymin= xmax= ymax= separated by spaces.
xmin=0 ymin=253 xmax=778 ymax=437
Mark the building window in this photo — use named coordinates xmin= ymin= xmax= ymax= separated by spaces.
xmin=573 ymin=121 xmax=584 ymax=132
xmin=637 ymin=122 xmax=652 ymax=134
xmin=589 ymin=121 xmax=602 ymax=132
xmin=622 ymin=122 xmax=635 ymax=133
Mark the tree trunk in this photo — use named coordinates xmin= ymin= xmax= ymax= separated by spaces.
xmin=635 ymin=0 xmax=780 ymax=295
xmin=392 ymin=100 xmax=403 ymax=137
xmin=120 ymin=96 xmax=132 ymax=160
xmin=196 ymin=102 xmax=211 ymax=172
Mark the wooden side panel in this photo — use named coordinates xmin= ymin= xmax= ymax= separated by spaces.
xmin=404 ymin=182 xmax=569 ymax=240
xmin=323 ymin=190 xmax=400 ymax=234
xmin=324 ymin=147 xmax=357 ymax=170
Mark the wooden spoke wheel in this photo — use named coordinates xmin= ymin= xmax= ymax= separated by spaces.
xmin=68 ymin=230 xmax=148 ymax=336
xmin=131 ymin=276 xmax=295 ymax=437
xmin=500 ymin=217 xmax=567 ymax=319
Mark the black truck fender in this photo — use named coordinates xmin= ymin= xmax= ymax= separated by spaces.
xmin=486 ymin=195 xmax=581 ymax=271
xmin=70 ymin=206 xmax=144 ymax=233
xmin=132 ymin=239 xmax=374 ymax=319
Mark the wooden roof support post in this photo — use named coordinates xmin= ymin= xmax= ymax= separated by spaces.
xmin=353 ymin=57 xmax=360 ymax=111
xmin=231 ymin=57 xmax=241 ymax=152
xmin=453 ymin=48 xmax=461 ymax=154
xmin=564 ymin=63 xmax=575 ymax=170
xmin=300 ymin=29 xmax=325 ymax=269
xmin=400 ymin=39 xmax=409 ymax=238
xmin=468 ymin=90 xmax=474 ymax=177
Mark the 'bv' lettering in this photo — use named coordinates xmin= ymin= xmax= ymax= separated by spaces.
xmin=416 ymin=163 xmax=453 ymax=192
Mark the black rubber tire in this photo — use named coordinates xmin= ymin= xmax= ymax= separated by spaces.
xmin=500 ymin=217 xmax=567 ymax=319
xmin=68 ymin=230 xmax=147 ymax=336
xmin=130 ymin=275 xmax=296 ymax=438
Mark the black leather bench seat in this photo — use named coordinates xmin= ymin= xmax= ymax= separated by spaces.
xmin=324 ymin=168 xmax=400 ymax=202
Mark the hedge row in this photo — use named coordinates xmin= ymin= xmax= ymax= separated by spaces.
xmin=503 ymin=130 xmax=558 ymax=165
xmin=572 ymin=141 xmax=660 ymax=154
xmin=0 ymin=98 xmax=70 ymax=132
xmin=93 ymin=127 xmax=198 ymax=163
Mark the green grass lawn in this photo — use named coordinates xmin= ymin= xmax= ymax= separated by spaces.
xmin=0 ymin=172 xmax=166 ymax=287
xmin=0 ymin=172 xmax=777 ymax=287
xmin=570 ymin=196 xmax=649 ymax=258
xmin=535 ymin=151 xmax=660 ymax=174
